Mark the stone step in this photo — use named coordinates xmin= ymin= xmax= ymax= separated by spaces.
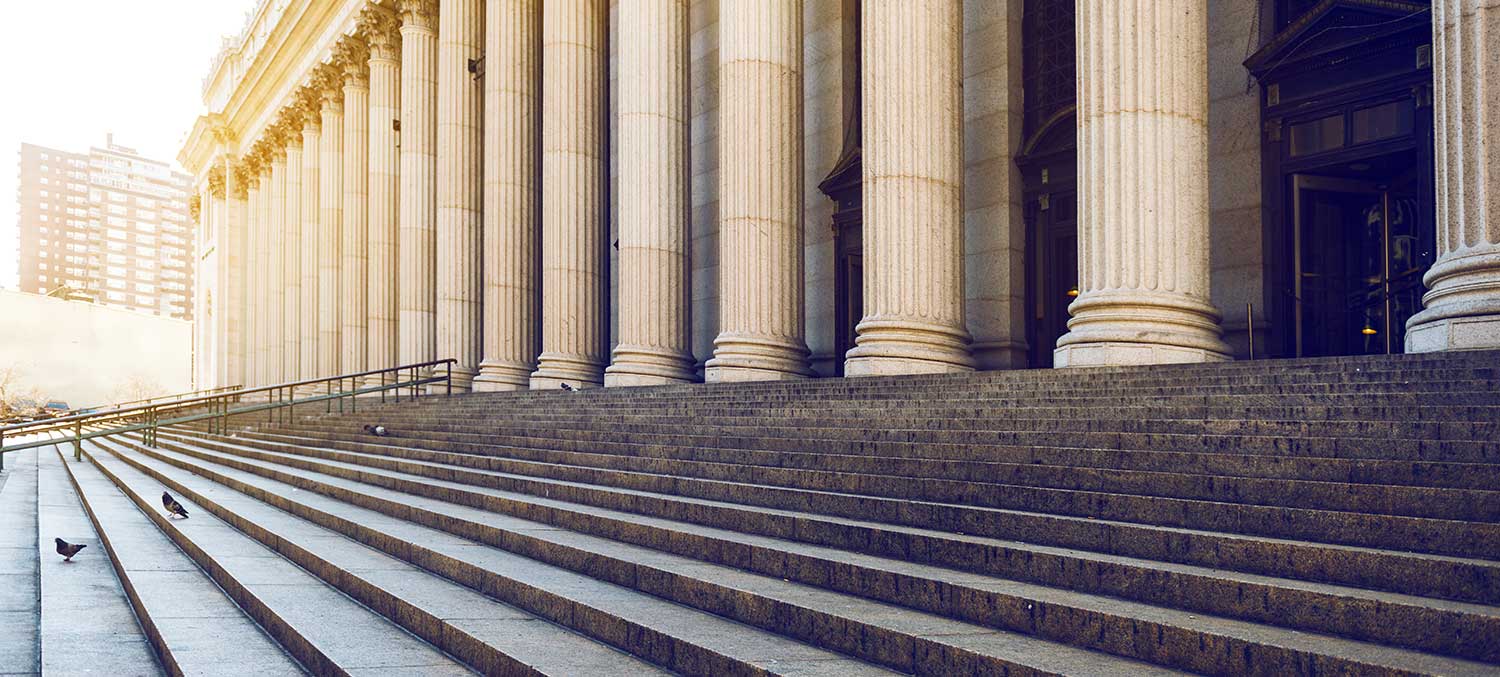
xmin=236 ymin=427 xmax=1500 ymax=523
xmin=36 ymin=446 xmax=160 ymax=675
xmin=240 ymin=425 xmax=1500 ymax=492
xmin=0 ymin=448 xmax=40 ymax=676
xmin=103 ymin=434 xmax=1127 ymax=677
xmin=58 ymin=443 xmax=306 ymax=676
xmin=297 ymin=418 xmax=1498 ymax=465
xmin=128 ymin=430 xmax=1500 ymax=675
xmin=158 ymin=429 xmax=1500 ymax=607
xmin=84 ymin=437 xmax=669 ymax=677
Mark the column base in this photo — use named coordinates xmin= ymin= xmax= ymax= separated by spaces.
xmin=1404 ymin=250 xmax=1500 ymax=353
xmin=604 ymin=345 xmax=696 ymax=387
xmin=529 ymin=353 xmax=605 ymax=390
xmin=1053 ymin=290 xmax=1231 ymax=368
xmin=429 ymin=364 xmax=476 ymax=394
xmin=1405 ymin=303 xmax=1500 ymax=353
xmin=843 ymin=318 xmax=974 ymax=377
xmin=472 ymin=360 xmax=534 ymax=392
xmin=704 ymin=333 xmax=811 ymax=382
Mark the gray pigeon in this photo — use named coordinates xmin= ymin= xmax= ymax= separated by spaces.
xmin=363 ymin=424 xmax=390 ymax=437
xmin=55 ymin=538 xmax=86 ymax=562
xmin=162 ymin=491 xmax=189 ymax=519
xmin=560 ymin=383 xmax=577 ymax=392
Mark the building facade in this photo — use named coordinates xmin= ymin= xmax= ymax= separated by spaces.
xmin=180 ymin=0 xmax=1500 ymax=392
xmin=16 ymin=138 xmax=196 ymax=320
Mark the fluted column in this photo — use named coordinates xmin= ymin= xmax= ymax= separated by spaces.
xmin=1055 ymin=0 xmax=1229 ymax=367
xmin=299 ymin=110 xmax=322 ymax=389
xmin=366 ymin=10 xmax=402 ymax=383
xmin=474 ymin=0 xmax=539 ymax=392
xmin=282 ymin=133 xmax=303 ymax=384
xmin=845 ymin=0 xmax=973 ymax=376
xmin=222 ymin=155 xmax=246 ymax=387
xmin=1407 ymin=0 xmax=1500 ymax=352
xmin=704 ymin=0 xmax=812 ymax=381
xmin=530 ymin=0 xmax=607 ymax=389
xmin=245 ymin=170 xmax=263 ymax=386
xmin=343 ymin=48 xmax=371 ymax=380
xmin=605 ymin=0 xmax=694 ymax=386
xmin=319 ymin=76 xmax=346 ymax=377
xmin=257 ymin=163 xmax=275 ymax=386
xmin=399 ymin=0 xmax=439 ymax=371
xmin=436 ymin=0 xmax=484 ymax=391
xmin=266 ymin=149 xmax=287 ymax=383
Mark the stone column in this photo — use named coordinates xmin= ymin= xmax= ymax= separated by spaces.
xmin=318 ymin=73 xmax=345 ymax=378
xmin=436 ymin=0 xmax=484 ymax=391
xmin=266 ymin=149 xmax=286 ymax=384
xmin=282 ymin=130 xmax=303 ymax=384
xmin=257 ymin=163 xmax=275 ymax=387
xmin=605 ymin=0 xmax=694 ymax=386
xmin=1407 ymin=0 xmax=1500 ymax=352
xmin=399 ymin=0 xmax=439 ymax=370
xmin=705 ymin=0 xmax=812 ymax=382
xmin=474 ymin=0 xmax=539 ymax=392
xmin=1054 ymin=0 xmax=1229 ymax=367
xmin=299 ymin=105 xmax=322 ymax=389
xmin=220 ymin=150 xmax=246 ymax=388
xmin=530 ymin=0 xmax=607 ymax=389
xmin=365 ymin=9 xmax=402 ymax=384
xmin=845 ymin=0 xmax=973 ymax=377
xmin=342 ymin=45 xmax=371 ymax=380
xmin=244 ymin=168 xmax=262 ymax=386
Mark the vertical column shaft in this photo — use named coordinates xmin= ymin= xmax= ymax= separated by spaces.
xmin=343 ymin=57 xmax=371 ymax=379
xmin=245 ymin=173 xmax=263 ymax=386
xmin=474 ymin=0 xmax=540 ymax=392
xmin=530 ymin=0 xmax=608 ymax=389
xmin=267 ymin=152 xmax=286 ymax=383
xmin=221 ymin=155 xmax=245 ymax=388
xmin=367 ymin=14 xmax=402 ymax=382
xmin=437 ymin=0 xmax=485 ymax=391
xmin=319 ymin=86 xmax=346 ymax=377
xmin=1055 ymin=0 xmax=1228 ymax=367
xmin=300 ymin=117 xmax=322 ymax=388
xmin=1407 ymin=0 xmax=1500 ymax=352
xmin=605 ymin=0 xmax=694 ymax=386
xmin=846 ymin=0 xmax=973 ymax=376
xmin=282 ymin=139 xmax=303 ymax=384
xmin=705 ymin=0 xmax=812 ymax=381
xmin=399 ymin=0 xmax=440 ymax=370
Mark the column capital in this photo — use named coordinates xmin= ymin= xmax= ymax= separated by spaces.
xmin=362 ymin=5 xmax=402 ymax=61
xmin=207 ymin=166 xmax=226 ymax=199
xmin=313 ymin=65 xmax=345 ymax=111
xmin=336 ymin=37 xmax=371 ymax=86
xmin=399 ymin=0 xmax=438 ymax=30
xmin=294 ymin=87 xmax=322 ymax=131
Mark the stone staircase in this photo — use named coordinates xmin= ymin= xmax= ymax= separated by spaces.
xmin=3 ymin=350 xmax=1498 ymax=675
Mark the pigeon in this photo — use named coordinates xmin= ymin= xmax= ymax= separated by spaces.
xmin=161 ymin=491 xmax=189 ymax=519
xmin=363 ymin=424 xmax=390 ymax=437
xmin=55 ymin=538 xmax=86 ymax=562
xmin=560 ymin=383 xmax=577 ymax=392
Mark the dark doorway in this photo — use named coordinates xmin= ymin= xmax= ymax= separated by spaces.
xmin=1292 ymin=161 xmax=1429 ymax=356
xmin=1246 ymin=0 xmax=1434 ymax=358
xmin=819 ymin=0 xmax=862 ymax=375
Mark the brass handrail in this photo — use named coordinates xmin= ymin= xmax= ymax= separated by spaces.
xmin=90 ymin=383 xmax=246 ymax=412
xmin=0 ymin=358 xmax=456 ymax=468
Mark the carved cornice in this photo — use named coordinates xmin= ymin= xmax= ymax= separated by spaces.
xmin=399 ymin=0 xmax=438 ymax=31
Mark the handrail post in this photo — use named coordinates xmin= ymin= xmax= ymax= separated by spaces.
xmin=447 ymin=364 xmax=452 ymax=396
xmin=352 ymin=377 xmax=358 ymax=414
xmin=1 ymin=429 xmax=6 ymax=471
xmin=73 ymin=419 xmax=82 ymax=461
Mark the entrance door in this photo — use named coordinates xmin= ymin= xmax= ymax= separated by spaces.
xmin=1293 ymin=174 xmax=1427 ymax=357
xmin=834 ymin=224 xmax=863 ymax=374
xmin=1027 ymin=189 xmax=1078 ymax=368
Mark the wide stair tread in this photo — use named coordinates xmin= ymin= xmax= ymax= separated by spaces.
xmin=86 ymin=436 xmax=668 ymax=677
xmin=37 ymin=445 xmax=159 ymax=675
xmin=0 ymin=448 xmax=40 ymax=675
xmin=60 ymin=443 xmax=305 ymax=676
xmin=125 ymin=431 xmax=1199 ymax=677
xmin=145 ymin=430 xmax=1500 ymax=676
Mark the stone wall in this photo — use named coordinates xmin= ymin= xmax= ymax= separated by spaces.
xmin=0 ymin=289 xmax=193 ymax=407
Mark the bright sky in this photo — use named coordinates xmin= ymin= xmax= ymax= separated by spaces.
xmin=0 ymin=1 xmax=254 ymax=290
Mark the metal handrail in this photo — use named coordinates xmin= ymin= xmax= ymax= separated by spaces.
xmin=92 ymin=383 xmax=245 ymax=412
xmin=0 ymin=358 xmax=456 ymax=468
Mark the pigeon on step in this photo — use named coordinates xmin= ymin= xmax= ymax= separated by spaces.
xmin=54 ymin=538 xmax=86 ymax=562
xmin=560 ymin=383 xmax=577 ymax=392
xmin=161 ymin=491 xmax=189 ymax=519
xmin=363 ymin=424 xmax=390 ymax=437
